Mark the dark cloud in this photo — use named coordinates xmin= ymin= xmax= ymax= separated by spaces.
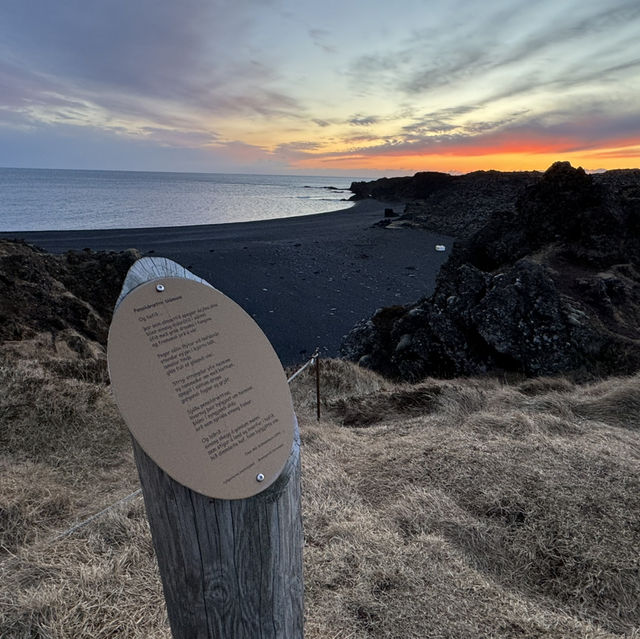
xmin=305 ymin=107 xmax=640 ymax=162
xmin=210 ymin=90 xmax=303 ymax=119
xmin=349 ymin=115 xmax=378 ymax=126
xmin=343 ymin=133 xmax=384 ymax=144
xmin=2 ymin=1 xmax=639 ymax=172
xmin=347 ymin=3 xmax=515 ymax=94
xmin=0 ymin=0 xmax=305 ymax=132
xmin=470 ymin=1 xmax=640 ymax=84
xmin=399 ymin=105 xmax=523 ymax=140
xmin=346 ymin=53 xmax=406 ymax=96
xmin=346 ymin=0 xmax=640 ymax=104
xmin=402 ymin=118 xmax=457 ymax=135
xmin=1 ymin=1 xmax=215 ymax=98
xmin=473 ymin=55 xmax=640 ymax=110
xmin=425 ymin=106 xmax=479 ymax=119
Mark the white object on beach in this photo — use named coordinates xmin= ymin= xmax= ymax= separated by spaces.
xmin=435 ymin=244 xmax=446 ymax=252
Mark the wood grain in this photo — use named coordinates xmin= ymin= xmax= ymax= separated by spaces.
xmin=116 ymin=257 xmax=304 ymax=638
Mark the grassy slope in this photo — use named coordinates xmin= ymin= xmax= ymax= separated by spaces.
xmin=1 ymin=353 xmax=639 ymax=638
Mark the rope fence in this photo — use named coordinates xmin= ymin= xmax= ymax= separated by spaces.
xmin=287 ymin=349 xmax=318 ymax=383
xmin=34 ymin=348 xmax=323 ymax=547
xmin=50 ymin=489 xmax=143 ymax=542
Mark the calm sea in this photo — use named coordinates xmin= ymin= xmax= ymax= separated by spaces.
xmin=0 ymin=168 xmax=368 ymax=232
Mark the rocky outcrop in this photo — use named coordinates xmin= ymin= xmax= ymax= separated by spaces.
xmin=350 ymin=172 xmax=456 ymax=201
xmin=0 ymin=240 xmax=138 ymax=359
xmin=342 ymin=163 xmax=640 ymax=380
xmin=351 ymin=169 xmax=540 ymax=239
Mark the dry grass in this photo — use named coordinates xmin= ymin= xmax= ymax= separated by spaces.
xmin=1 ymin=350 xmax=639 ymax=637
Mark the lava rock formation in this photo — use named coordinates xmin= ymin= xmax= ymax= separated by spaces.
xmin=342 ymin=162 xmax=640 ymax=380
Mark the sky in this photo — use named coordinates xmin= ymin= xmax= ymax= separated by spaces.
xmin=1 ymin=0 xmax=639 ymax=176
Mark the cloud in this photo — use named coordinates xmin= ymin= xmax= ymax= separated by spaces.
xmin=471 ymin=55 xmax=640 ymax=110
xmin=2 ymin=1 xmax=216 ymax=98
xmin=0 ymin=61 xmax=63 ymax=109
xmin=308 ymin=28 xmax=336 ymax=54
xmin=402 ymin=118 xmax=457 ymax=135
xmin=343 ymin=133 xmax=383 ymax=144
xmin=586 ymin=147 xmax=640 ymax=159
xmin=0 ymin=121 xmax=232 ymax=172
xmin=272 ymin=140 xmax=323 ymax=163
xmin=496 ymin=2 xmax=640 ymax=71
xmin=293 ymin=107 xmax=640 ymax=164
xmin=2 ymin=1 xmax=639 ymax=173
xmin=138 ymin=127 xmax=220 ymax=148
xmin=346 ymin=0 xmax=640 ymax=109
xmin=0 ymin=1 xmax=306 ymax=137
xmin=349 ymin=115 xmax=378 ymax=126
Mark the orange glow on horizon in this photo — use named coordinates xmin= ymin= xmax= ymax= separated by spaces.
xmin=290 ymin=142 xmax=640 ymax=175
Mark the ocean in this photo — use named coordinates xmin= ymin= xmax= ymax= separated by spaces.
xmin=0 ymin=168 xmax=367 ymax=232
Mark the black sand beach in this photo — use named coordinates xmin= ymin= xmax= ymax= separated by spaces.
xmin=0 ymin=200 xmax=452 ymax=366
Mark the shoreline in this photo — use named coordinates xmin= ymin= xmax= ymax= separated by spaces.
xmin=0 ymin=199 xmax=453 ymax=366
xmin=0 ymin=198 xmax=374 ymax=243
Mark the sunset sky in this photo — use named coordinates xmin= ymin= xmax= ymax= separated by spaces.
xmin=1 ymin=0 xmax=639 ymax=176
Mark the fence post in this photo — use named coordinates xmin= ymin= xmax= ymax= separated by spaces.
xmin=314 ymin=350 xmax=321 ymax=422
xmin=109 ymin=257 xmax=303 ymax=638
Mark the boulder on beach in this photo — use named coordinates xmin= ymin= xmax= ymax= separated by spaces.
xmin=342 ymin=162 xmax=640 ymax=380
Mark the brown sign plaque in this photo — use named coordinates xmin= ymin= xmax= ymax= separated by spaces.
xmin=107 ymin=277 xmax=295 ymax=500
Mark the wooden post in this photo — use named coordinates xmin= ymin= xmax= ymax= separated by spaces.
xmin=314 ymin=352 xmax=321 ymax=422
xmin=113 ymin=258 xmax=304 ymax=639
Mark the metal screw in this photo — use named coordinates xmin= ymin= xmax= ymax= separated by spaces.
xmin=156 ymin=284 xmax=165 ymax=292
xmin=256 ymin=473 xmax=265 ymax=482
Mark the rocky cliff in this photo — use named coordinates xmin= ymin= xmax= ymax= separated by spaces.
xmin=342 ymin=163 xmax=640 ymax=380
xmin=351 ymin=169 xmax=540 ymax=238
xmin=0 ymin=240 xmax=138 ymax=360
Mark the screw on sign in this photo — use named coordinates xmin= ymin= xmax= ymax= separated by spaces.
xmin=108 ymin=257 xmax=303 ymax=639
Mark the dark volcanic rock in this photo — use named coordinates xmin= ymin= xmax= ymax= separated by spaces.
xmin=350 ymin=171 xmax=455 ymax=202
xmin=341 ymin=163 xmax=640 ymax=380
xmin=351 ymin=169 xmax=539 ymax=239
xmin=0 ymin=240 xmax=139 ymax=358
xmin=462 ymin=162 xmax=640 ymax=270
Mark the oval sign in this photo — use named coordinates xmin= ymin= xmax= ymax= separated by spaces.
xmin=107 ymin=277 xmax=295 ymax=500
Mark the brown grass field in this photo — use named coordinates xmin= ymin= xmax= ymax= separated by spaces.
xmin=1 ymin=349 xmax=639 ymax=638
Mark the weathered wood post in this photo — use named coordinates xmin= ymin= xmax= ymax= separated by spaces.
xmin=314 ymin=350 xmax=321 ymax=422
xmin=107 ymin=257 xmax=303 ymax=638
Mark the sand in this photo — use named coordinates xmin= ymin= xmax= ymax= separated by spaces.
xmin=0 ymin=200 xmax=453 ymax=366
